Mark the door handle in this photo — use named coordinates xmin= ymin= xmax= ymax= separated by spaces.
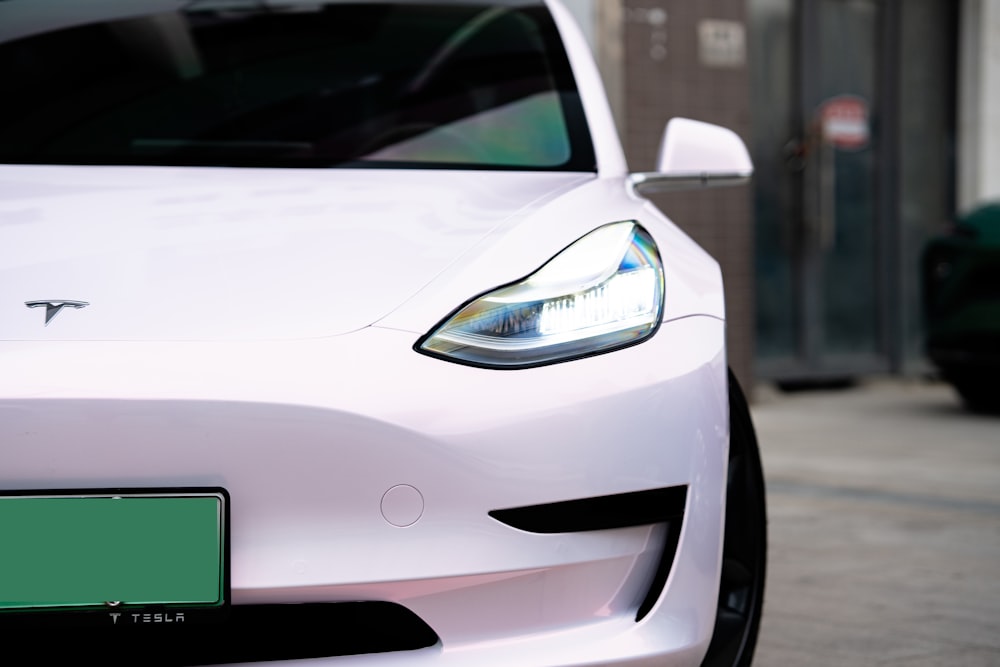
xmin=792 ymin=128 xmax=836 ymax=252
xmin=783 ymin=138 xmax=808 ymax=172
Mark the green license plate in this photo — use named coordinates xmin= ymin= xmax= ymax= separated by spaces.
xmin=0 ymin=489 xmax=228 ymax=624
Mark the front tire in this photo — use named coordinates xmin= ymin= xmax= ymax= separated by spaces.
xmin=950 ymin=374 xmax=1000 ymax=414
xmin=701 ymin=369 xmax=767 ymax=667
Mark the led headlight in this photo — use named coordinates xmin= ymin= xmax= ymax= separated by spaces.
xmin=417 ymin=221 xmax=664 ymax=368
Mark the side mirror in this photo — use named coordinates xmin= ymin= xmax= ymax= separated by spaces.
xmin=629 ymin=118 xmax=753 ymax=193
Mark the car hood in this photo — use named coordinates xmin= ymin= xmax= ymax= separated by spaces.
xmin=1 ymin=166 xmax=592 ymax=341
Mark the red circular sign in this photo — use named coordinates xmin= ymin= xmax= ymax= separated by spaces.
xmin=818 ymin=95 xmax=870 ymax=150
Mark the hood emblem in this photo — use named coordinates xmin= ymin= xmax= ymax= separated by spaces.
xmin=25 ymin=300 xmax=90 ymax=326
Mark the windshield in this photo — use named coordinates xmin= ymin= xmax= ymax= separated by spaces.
xmin=0 ymin=2 xmax=595 ymax=171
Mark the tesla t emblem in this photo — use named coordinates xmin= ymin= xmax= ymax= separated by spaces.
xmin=25 ymin=300 xmax=90 ymax=326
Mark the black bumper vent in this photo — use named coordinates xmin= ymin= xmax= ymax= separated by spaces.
xmin=489 ymin=485 xmax=687 ymax=533
xmin=488 ymin=486 xmax=687 ymax=622
xmin=24 ymin=602 xmax=438 ymax=666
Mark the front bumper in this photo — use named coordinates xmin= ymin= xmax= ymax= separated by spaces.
xmin=0 ymin=315 xmax=728 ymax=666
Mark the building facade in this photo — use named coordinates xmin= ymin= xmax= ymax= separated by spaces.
xmin=566 ymin=0 xmax=998 ymax=391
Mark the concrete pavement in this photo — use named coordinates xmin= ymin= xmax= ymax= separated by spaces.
xmin=749 ymin=379 xmax=1000 ymax=666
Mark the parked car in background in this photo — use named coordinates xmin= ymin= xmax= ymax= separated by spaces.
xmin=923 ymin=203 xmax=1000 ymax=413
xmin=0 ymin=1 xmax=766 ymax=665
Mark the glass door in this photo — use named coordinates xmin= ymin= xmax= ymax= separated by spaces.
xmin=753 ymin=0 xmax=891 ymax=380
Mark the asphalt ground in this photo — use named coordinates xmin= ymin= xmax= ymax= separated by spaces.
xmin=748 ymin=378 xmax=1000 ymax=666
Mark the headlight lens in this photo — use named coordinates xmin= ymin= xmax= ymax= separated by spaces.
xmin=417 ymin=221 xmax=664 ymax=368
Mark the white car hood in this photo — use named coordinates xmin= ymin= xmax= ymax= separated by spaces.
xmin=1 ymin=166 xmax=592 ymax=341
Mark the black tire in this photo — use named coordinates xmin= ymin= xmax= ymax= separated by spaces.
xmin=700 ymin=369 xmax=767 ymax=667
xmin=952 ymin=377 xmax=1000 ymax=414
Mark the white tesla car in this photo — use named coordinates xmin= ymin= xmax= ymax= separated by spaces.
xmin=0 ymin=1 xmax=766 ymax=665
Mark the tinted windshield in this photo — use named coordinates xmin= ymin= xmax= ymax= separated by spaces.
xmin=0 ymin=2 xmax=595 ymax=170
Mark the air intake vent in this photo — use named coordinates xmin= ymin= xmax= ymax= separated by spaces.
xmin=489 ymin=485 xmax=687 ymax=533
xmin=24 ymin=602 xmax=439 ymax=666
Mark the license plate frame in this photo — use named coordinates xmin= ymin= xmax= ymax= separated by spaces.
xmin=0 ymin=487 xmax=230 ymax=628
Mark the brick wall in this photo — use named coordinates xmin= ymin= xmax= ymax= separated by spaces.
xmin=621 ymin=0 xmax=756 ymax=392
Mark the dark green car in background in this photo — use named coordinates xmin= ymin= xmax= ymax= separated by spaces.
xmin=923 ymin=203 xmax=1000 ymax=412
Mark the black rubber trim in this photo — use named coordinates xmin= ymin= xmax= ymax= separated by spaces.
xmin=489 ymin=485 xmax=687 ymax=534
xmin=20 ymin=603 xmax=439 ymax=666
